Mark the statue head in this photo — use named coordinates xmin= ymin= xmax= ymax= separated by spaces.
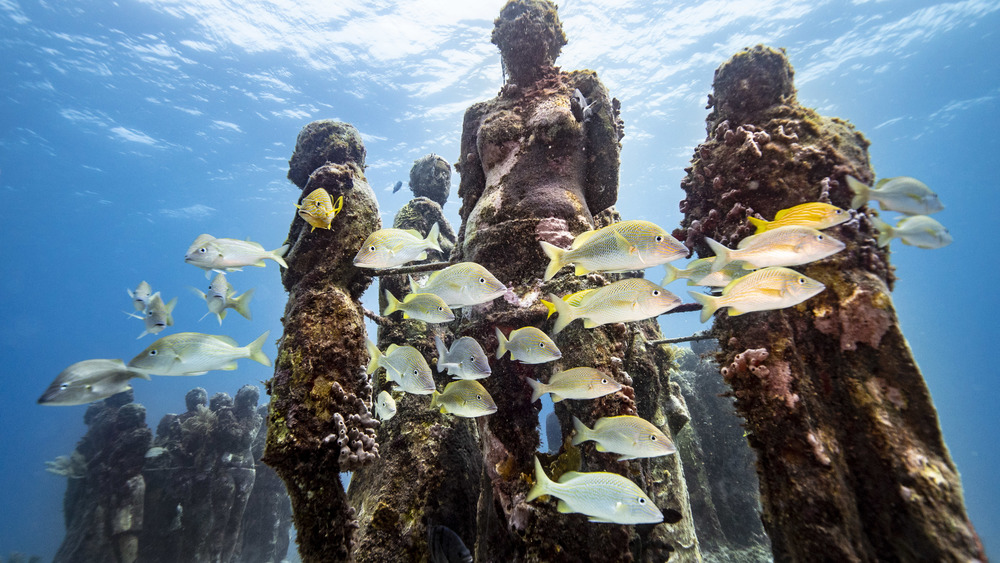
xmin=491 ymin=0 xmax=567 ymax=85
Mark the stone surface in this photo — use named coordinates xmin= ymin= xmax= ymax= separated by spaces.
xmin=408 ymin=154 xmax=452 ymax=206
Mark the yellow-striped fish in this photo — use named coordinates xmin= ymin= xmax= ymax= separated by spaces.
xmin=527 ymin=457 xmax=663 ymax=524
xmin=526 ymin=367 xmax=621 ymax=402
xmin=185 ymin=234 xmax=289 ymax=278
xmin=495 ymin=327 xmax=561 ymax=364
xmin=193 ymin=272 xmax=254 ymax=325
xmin=688 ymin=267 xmax=825 ymax=323
xmin=846 ymin=175 xmax=944 ymax=215
xmin=409 ymin=262 xmax=506 ymax=308
xmin=870 ymin=214 xmax=952 ymax=249
xmin=706 ymin=226 xmax=845 ymax=274
xmin=366 ymin=340 xmax=435 ymax=395
xmin=544 ymin=278 xmax=681 ymax=334
xmin=431 ymin=380 xmax=497 ymax=417
xmin=375 ymin=390 xmax=397 ymax=421
xmin=660 ymin=258 xmax=752 ymax=287
xmin=354 ymin=223 xmax=441 ymax=269
xmin=747 ymin=202 xmax=849 ymax=234
xmin=296 ymin=188 xmax=343 ymax=232
xmin=383 ymin=290 xmax=455 ymax=323
xmin=540 ymin=220 xmax=687 ymax=281
xmin=572 ymin=415 xmax=676 ymax=461
xmin=127 ymin=331 xmax=271 ymax=375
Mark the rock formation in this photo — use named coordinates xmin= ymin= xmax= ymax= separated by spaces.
xmin=674 ymin=45 xmax=986 ymax=562
xmin=263 ymin=119 xmax=381 ymax=561
xmin=237 ymin=404 xmax=294 ymax=563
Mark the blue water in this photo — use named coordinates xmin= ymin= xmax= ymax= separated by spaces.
xmin=2 ymin=1 xmax=997 ymax=560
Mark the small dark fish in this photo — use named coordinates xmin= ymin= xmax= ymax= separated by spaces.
xmin=546 ymin=411 xmax=561 ymax=454
xmin=428 ymin=525 xmax=473 ymax=563
xmin=392 ymin=180 xmax=403 ymax=193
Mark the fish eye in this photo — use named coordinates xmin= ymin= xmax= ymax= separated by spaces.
xmin=798 ymin=277 xmax=806 ymax=284
xmin=369 ymin=245 xmax=376 ymax=251
xmin=652 ymin=290 xmax=660 ymax=296
xmin=655 ymin=235 xmax=663 ymax=242
xmin=413 ymin=369 xmax=419 ymax=376
xmin=479 ymin=277 xmax=486 ymax=284
xmin=60 ymin=383 xmax=68 ymax=390
xmin=835 ymin=209 xmax=843 ymax=215
xmin=638 ymin=497 xmax=646 ymax=505
xmin=437 ymin=307 xmax=444 ymax=311
xmin=817 ymin=235 xmax=824 ymax=240
xmin=470 ymin=356 xmax=476 ymax=361
xmin=538 ymin=342 xmax=545 ymax=348
xmin=601 ymin=378 xmax=608 ymax=384
xmin=650 ymin=435 xmax=657 ymax=441
xmin=476 ymin=394 xmax=482 ymax=400
xmin=149 ymin=349 xmax=158 ymax=356
xmin=198 ymin=247 xmax=207 ymax=253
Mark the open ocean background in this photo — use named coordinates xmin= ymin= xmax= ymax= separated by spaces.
xmin=1 ymin=0 xmax=997 ymax=560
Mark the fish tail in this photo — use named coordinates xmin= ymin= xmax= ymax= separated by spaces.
xmin=526 ymin=456 xmax=554 ymax=502
xmin=232 ymin=288 xmax=255 ymax=320
xmin=705 ymin=238 xmax=731 ymax=274
xmin=332 ymin=195 xmax=344 ymax=217
xmin=540 ymin=299 xmax=557 ymax=319
xmin=660 ymin=263 xmax=679 ymax=287
xmin=247 ymin=330 xmax=271 ymax=367
xmin=425 ymin=222 xmax=442 ymax=252
xmin=747 ymin=216 xmax=769 ymax=234
xmin=846 ymin=175 xmax=870 ymax=210
xmin=366 ymin=339 xmax=382 ymax=375
xmin=570 ymin=416 xmax=590 ymax=446
xmin=270 ymin=244 xmax=290 ymax=268
xmin=494 ymin=327 xmax=508 ymax=359
xmin=870 ymin=215 xmax=894 ymax=247
xmin=539 ymin=241 xmax=566 ymax=281
xmin=384 ymin=289 xmax=402 ymax=315
xmin=434 ymin=334 xmax=448 ymax=373
xmin=216 ymin=311 xmax=226 ymax=325
xmin=526 ymin=377 xmax=548 ymax=403
xmin=688 ymin=291 xmax=720 ymax=324
xmin=548 ymin=293 xmax=576 ymax=335
xmin=430 ymin=390 xmax=440 ymax=410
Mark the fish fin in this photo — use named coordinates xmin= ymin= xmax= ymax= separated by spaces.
xmin=573 ymin=264 xmax=591 ymax=276
xmin=539 ymin=240 xmax=566 ymax=281
xmin=705 ymin=238 xmax=731 ymax=273
xmin=123 ymin=311 xmax=144 ymax=320
xmin=570 ymin=416 xmax=589 ymax=446
xmin=582 ymin=318 xmax=598 ymax=329
xmin=165 ymin=297 xmax=178 ymax=313
xmin=215 ymin=312 xmax=224 ymax=325
xmin=204 ymin=269 xmax=214 ymax=279
xmin=416 ymin=251 xmax=428 ymax=261
xmin=246 ymin=331 xmax=271 ymax=367
xmin=688 ymin=291 xmax=719 ymax=324
xmin=747 ymin=216 xmax=769 ymax=234
xmin=571 ymin=229 xmax=596 ymax=249
xmin=526 ymin=377 xmax=546 ymax=403
xmin=551 ymin=393 xmax=564 ymax=403
xmin=773 ymin=208 xmax=791 ymax=220
xmin=875 ymin=178 xmax=891 ymax=189
xmin=526 ymin=457 xmax=553 ymax=502
xmin=660 ymin=264 xmax=679 ymax=287
xmin=434 ymin=334 xmax=448 ymax=373
xmin=540 ymin=299 xmax=557 ymax=319
xmin=137 ymin=330 xmax=149 ymax=339
xmin=870 ymin=215 xmax=894 ymax=247
xmin=595 ymin=444 xmax=607 ymax=452
xmin=366 ymin=339 xmax=382 ymax=374
xmin=191 ymin=287 xmax=207 ymax=300
xmin=430 ymin=390 xmax=440 ymax=409
xmin=383 ymin=289 xmax=401 ymax=315
xmin=556 ymin=500 xmax=573 ymax=514
xmin=251 ymin=260 xmax=267 ymax=268
xmin=231 ymin=288 xmax=255 ymax=320
xmin=728 ymin=307 xmax=748 ymax=317
xmin=425 ymin=222 xmax=441 ymax=252
xmin=617 ymin=454 xmax=637 ymax=461
xmin=132 ymin=371 xmax=152 ymax=381
xmin=846 ymin=175 xmax=870 ymax=209
xmin=548 ymin=293 xmax=576 ymax=335
xmin=220 ymin=362 xmax=238 ymax=371
xmin=332 ymin=195 xmax=344 ymax=217
xmin=270 ymin=245 xmax=290 ymax=268
xmin=184 ymin=371 xmax=209 ymax=376
xmin=494 ymin=327 xmax=508 ymax=359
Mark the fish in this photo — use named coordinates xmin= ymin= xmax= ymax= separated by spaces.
xmin=545 ymin=411 xmax=562 ymax=454
xmin=295 ymin=187 xmax=343 ymax=232
xmin=705 ymin=225 xmax=845 ymax=274
xmin=409 ymin=262 xmax=507 ymax=308
xmin=434 ymin=335 xmax=491 ymax=380
xmin=392 ymin=181 xmax=404 ymax=194
xmin=185 ymin=234 xmax=289 ymax=278
xmin=193 ymin=272 xmax=254 ymax=325
xmin=495 ymin=326 xmax=562 ymax=364
xmin=541 ymin=289 xmax=598 ymax=319
xmin=527 ymin=457 xmax=663 ymax=524
xmin=539 ymin=220 xmax=687 ymax=281
xmin=526 ymin=367 xmax=622 ymax=403
xmin=870 ymin=215 xmax=952 ymax=249
xmin=127 ymin=281 xmax=153 ymax=312
xmin=660 ymin=258 xmax=751 ymax=288
xmin=353 ymin=223 xmax=441 ymax=269
xmin=38 ymin=359 xmax=151 ymax=406
xmin=431 ymin=380 xmax=498 ymax=418
xmin=747 ymin=202 xmax=849 ymax=234
xmin=427 ymin=524 xmax=473 ymax=563
xmin=366 ymin=340 xmax=436 ymax=395
xmin=688 ymin=267 xmax=826 ymax=323
xmin=128 ymin=292 xmax=177 ymax=339
xmin=846 ymin=175 xmax=944 ymax=215
xmin=543 ymin=278 xmax=681 ymax=334
xmin=127 ymin=331 xmax=271 ymax=375
xmin=375 ymin=390 xmax=397 ymax=421
xmin=384 ymin=290 xmax=455 ymax=323
xmin=572 ymin=415 xmax=677 ymax=461
xmin=144 ymin=447 xmax=168 ymax=459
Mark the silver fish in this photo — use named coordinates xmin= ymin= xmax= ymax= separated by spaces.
xmin=127 ymin=281 xmax=153 ymax=312
xmin=527 ymin=457 xmax=663 ymax=524
xmin=572 ymin=415 xmax=677 ymax=461
xmin=185 ymin=234 xmax=289 ymax=278
xmin=871 ymin=215 xmax=952 ymax=249
xmin=38 ymin=359 xmax=151 ymax=406
xmin=127 ymin=292 xmax=177 ymax=339
xmin=193 ymin=272 xmax=254 ymax=325
xmin=434 ymin=335 xmax=491 ymax=380
xmin=353 ymin=223 xmax=441 ymax=269
xmin=431 ymin=380 xmax=497 ymax=418
xmin=526 ymin=367 xmax=622 ymax=403
xmin=847 ymin=175 xmax=944 ymax=215
xmin=409 ymin=262 xmax=507 ymax=308
xmin=689 ymin=267 xmax=826 ymax=323
xmin=366 ymin=340 xmax=436 ymax=395
xmin=127 ymin=331 xmax=271 ymax=375
xmin=495 ymin=327 xmax=561 ymax=364
xmin=375 ymin=390 xmax=397 ymax=421
xmin=545 ymin=278 xmax=681 ymax=334
xmin=660 ymin=258 xmax=752 ymax=288
xmin=384 ymin=290 xmax=455 ymax=323
xmin=706 ymin=225 xmax=845 ymax=273
xmin=540 ymin=220 xmax=687 ymax=281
